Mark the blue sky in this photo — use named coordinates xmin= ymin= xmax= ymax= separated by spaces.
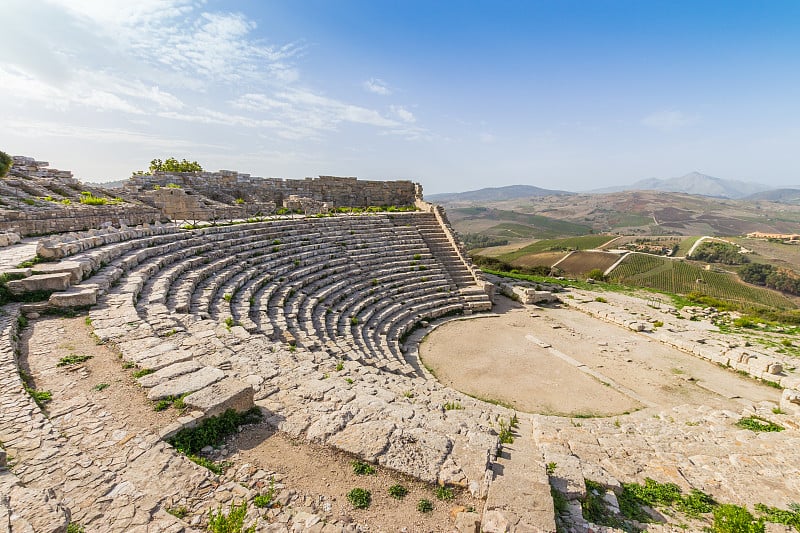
xmin=1 ymin=1 xmax=798 ymax=193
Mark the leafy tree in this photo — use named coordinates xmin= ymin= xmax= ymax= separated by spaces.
xmin=148 ymin=157 xmax=203 ymax=173
xmin=586 ymin=268 xmax=608 ymax=282
xmin=460 ymin=232 xmax=510 ymax=250
xmin=689 ymin=241 xmax=748 ymax=265
xmin=0 ymin=150 xmax=12 ymax=177
xmin=739 ymin=263 xmax=774 ymax=286
xmin=739 ymin=263 xmax=800 ymax=296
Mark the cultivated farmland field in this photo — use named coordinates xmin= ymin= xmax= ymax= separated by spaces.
xmin=498 ymin=235 xmax=617 ymax=263
xmin=511 ymin=251 xmax=568 ymax=269
xmin=554 ymin=250 xmax=620 ymax=276
xmin=609 ymin=253 xmax=796 ymax=309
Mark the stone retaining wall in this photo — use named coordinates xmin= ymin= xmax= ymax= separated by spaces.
xmin=0 ymin=206 xmax=163 ymax=236
xmin=126 ymin=172 xmax=417 ymax=208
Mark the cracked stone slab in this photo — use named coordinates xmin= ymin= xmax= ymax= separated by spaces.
xmin=182 ymin=378 xmax=255 ymax=418
xmin=146 ymin=366 xmax=225 ymax=400
xmin=137 ymin=360 xmax=204 ymax=388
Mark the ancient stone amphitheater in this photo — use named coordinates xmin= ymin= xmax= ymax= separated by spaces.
xmin=2 ymin=157 xmax=799 ymax=533
xmin=1 ymin=158 xmax=556 ymax=532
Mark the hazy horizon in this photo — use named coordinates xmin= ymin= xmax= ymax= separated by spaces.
xmin=1 ymin=1 xmax=798 ymax=194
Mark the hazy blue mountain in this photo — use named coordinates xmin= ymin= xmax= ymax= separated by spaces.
xmin=427 ymin=184 xmax=571 ymax=203
xmin=592 ymin=172 xmax=770 ymax=199
xmin=744 ymin=188 xmax=800 ymax=204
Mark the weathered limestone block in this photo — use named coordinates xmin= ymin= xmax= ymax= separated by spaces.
xmin=146 ymin=366 xmax=225 ymax=400
xmin=137 ymin=360 xmax=204 ymax=388
xmin=780 ymin=388 xmax=800 ymax=416
xmin=380 ymin=427 xmax=452 ymax=483
xmin=767 ymin=362 xmax=784 ymax=375
xmin=49 ymin=287 xmax=97 ymax=307
xmin=328 ymin=419 xmax=395 ymax=462
xmin=0 ymin=268 xmax=31 ymax=278
xmin=481 ymin=510 xmax=511 ymax=533
xmin=6 ymin=272 xmax=71 ymax=295
xmin=543 ymin=452 xmax=586 ymax=500
xmin=31 ymin=261 xmax=88 ymax=283
xmin=36 ymin=240 xmax=65 ymax=260
xmin=0 ymin=232 xmax=21 ymax=247
xmin=454 ymin=511 xmax=481 ymax=533
xmin=182 ymin=378 xmax=255 ymax=418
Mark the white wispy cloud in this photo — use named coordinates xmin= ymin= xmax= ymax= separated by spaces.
xmin=0 ymin=0 xmax=424 ymax=152
xmin=229 ymin=89 xmax=404 ymax=139
xmin=363 ymin=78 xmax=392 ymax=95
xmin=390 ymin=105 xmax=416 ymax=123
xmin=641 ymin=110 xmax=695 ymax=131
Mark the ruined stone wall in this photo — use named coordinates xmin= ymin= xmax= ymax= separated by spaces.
xmin=0 ymin=206 xmax=162 ymax=236
xmin=125 ymin=172 xmax=417 ymax=208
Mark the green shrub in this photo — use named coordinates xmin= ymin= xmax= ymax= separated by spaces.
xmin=57 ymin=354 xmax=93 ymax=367
xmin=754 ymin=503 xmax=800 ymax=529
xmin=712 ymin=504 xmax=764 ymax=533
xmin=148 ymin=158 xmax=203 ymax=173
xmin=736 ymin=416 xmax=784 ymax=433
xmin=132 ymin=368 xmax=154 ymax=378
xmin=435 ymin=485 xmax=454 ymax=501
xmin=207 ymin=501 xmax=255 ymax=533
xmin=66 ymin=524 xmax=85 ymax=533
xmin=0 ymin=150 xmax=11 ymax=177
xmin=677 ymin=489 xmax=716 ymax=517
xmin=187 ymin=454 xmax=223 ymax=474
xmin=93 ymin=383 xmax=109 ymax=391
xmin=351 ymin=460 xmax=376 ymax=475
xmin=168 ymin=408 xmax=262 ymax=455
xmin=253 ymin=477 xmax=276 ymax=508
xmin=79 ymin=193 xmax=108 ymax=205
xmin=443 ymin=401 xmax=463 ymax=410
xmin=347 ymin=488 xmax=372 ymax=509
xmin=624 ymin=477 xmax=682 ymax=507
xmin=498 ymin=419 xmax=514 ymax=444
xmin=26 ymin=387 xmax=52 ymax=408
xmin=619 ymin=478 xmax=716 ymax=522
xmin=388 ymin=484 xmax=408 ymax=499
xmin=417 ymin=499 xmax=434 ymax=513
xmin=166 ymin=506 xmax=188 ymax=518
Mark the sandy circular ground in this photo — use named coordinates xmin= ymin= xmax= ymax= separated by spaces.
xmin=419 ymin=296 xmax=780 ymax=417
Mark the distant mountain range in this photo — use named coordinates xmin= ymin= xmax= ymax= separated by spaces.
xmin=427 ymin=184 xmax=570 ymax=203
xmin=744 ymin=188 xmax=800 ymax=204
xmin=591 ymin=172 xmax=771 ymax=199
xmin=430 ymin=172 xmax=799 ymax=203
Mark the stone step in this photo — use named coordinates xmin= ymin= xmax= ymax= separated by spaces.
xmin=48 ymin=287 xmax=98 ymax=307
xmin=482 ymin=416 xmax=556 ymax=532
xmin=137 ymin=360 xmax=204 ymax=388
xmin=6 ymin=272 xmax=72 ymax=295
xmin=146 ymin=366 xmax=226 ymax=400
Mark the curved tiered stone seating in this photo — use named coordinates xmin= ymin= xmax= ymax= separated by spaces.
xmin=57 ymin=211 xmax=489 ymax=405
xmin=79 ymin=214 xmax=489 ymax=377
